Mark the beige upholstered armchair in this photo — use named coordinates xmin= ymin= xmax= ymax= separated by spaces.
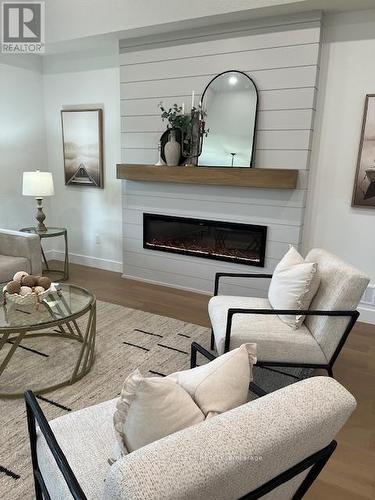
xmin=209 ymin=249 xmax=369 ymax=378
xmin=25 ymin=376 xmax=355 ymax=499
xmin=0 ymin=229 xmax=42 ymax=283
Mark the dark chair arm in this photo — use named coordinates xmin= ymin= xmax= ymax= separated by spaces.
xmin=25 ymin=390 xmax=87 ymax=500
xmin=214 ymin=272 xmax=273 ymax=296
xmin=190 ymin=341 xmax=216 ymax=368
xmin=224 ymin=308 xmax=359 ymax=353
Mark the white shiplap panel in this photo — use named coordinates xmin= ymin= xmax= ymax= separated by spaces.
xmin=120 ymin=66 xmax=317 ymax=100
xmin=119 ymin=25 xmax=321 ymax=66
xmin=121 ymin=148 xmax=311 ymax=172
xmin=121 ymin=44 xmax=319 ymax=82
xmin=123 ymin=182 xmax=307 ymax=208
xmin=121 ymin=109 xmax=314 ymax=132
xmin=259 ymin=88 xmax=316 ymax=111
xmin=258 ymin=109 xmax=315 ymax=131
xmin=121 ymin=148 xmax=157 ymax=164
xmin=121 ymin=86 xmax=316 ymax=112
xmin=123 ymin=195 xmax=304 ymax=225
xmin=123 ymin=203 xmax=302 ymax=229
xmin=121 ymin=129 xmax=312 ymax=151
xmin=122 ymin=263 xmax=270 ymax=297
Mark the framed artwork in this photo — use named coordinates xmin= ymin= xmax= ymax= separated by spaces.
xmin=61 ymin=109 xmax=104 ymax=188
xmin=352 ymin=94 xmax=375 ymax=207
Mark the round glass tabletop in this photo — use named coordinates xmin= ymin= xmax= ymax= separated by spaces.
xmin=0 ymin=283 xmax=94 ymax=331
xmin=20 ymin=227 xmax=67 ymax=237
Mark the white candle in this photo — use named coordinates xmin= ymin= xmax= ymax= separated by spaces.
xmin=182 ymin=102 xmax=185 ymax=114
xmin=191 ymin=90 xmax=195 ymax=110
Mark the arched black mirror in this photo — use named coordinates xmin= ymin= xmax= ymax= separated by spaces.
xmin=199 ymin=70 xmax=258 ymax=167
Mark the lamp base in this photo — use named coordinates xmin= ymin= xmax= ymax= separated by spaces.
xmin=36 ymin=198 xmax=47 ymax=232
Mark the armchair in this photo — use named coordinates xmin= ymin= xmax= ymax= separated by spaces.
xmin=25 ymin=375 xmax=356 ymax=499
xmin=209 ymin=249 xmax=369 ymax=377
xmin=0 ymin=229 xmax=42 ymax=283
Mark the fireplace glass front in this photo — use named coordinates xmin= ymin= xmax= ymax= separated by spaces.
xmin=143 ymin=213 xmax=267 ymax=267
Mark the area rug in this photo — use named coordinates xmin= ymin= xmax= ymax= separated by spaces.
xmin=0 ymin=300 xmax=311 ymax=499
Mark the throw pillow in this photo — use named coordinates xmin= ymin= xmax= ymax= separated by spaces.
xmin=268 ymin=246 xmax=320 ymax=328
xmin=111 ymin=343 xmax=257 ymax=462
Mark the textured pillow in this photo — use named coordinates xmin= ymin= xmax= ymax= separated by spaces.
xmin=111 ymin=343 xmax=257 ymax=461
xmin=268 ymin=246 xmax=320 ymax=328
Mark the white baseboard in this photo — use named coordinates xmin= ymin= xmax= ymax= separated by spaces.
xmin=121 ymin=273 xmax=212 ymax=296
xmin=48 ymin=249 xmax=122 ymax=273
xmin=358 ymin=304 xmax=375 ymax=325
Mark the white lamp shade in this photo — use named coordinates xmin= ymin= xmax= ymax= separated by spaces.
xmin=23 ymin=171 xmax=54 ymax=197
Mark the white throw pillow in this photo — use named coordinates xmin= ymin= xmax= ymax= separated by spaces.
xmin=268 ymin=246 xmax=320 ymax=328
xmin=111 ymin=343 xmax=257 ymax=462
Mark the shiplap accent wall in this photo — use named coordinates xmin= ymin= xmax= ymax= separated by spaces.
xmin=119 ymin=12 xmax=321 ymax=295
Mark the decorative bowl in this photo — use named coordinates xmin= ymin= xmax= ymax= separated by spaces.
xmin=3 ymin=283 xmax=58 ymax=306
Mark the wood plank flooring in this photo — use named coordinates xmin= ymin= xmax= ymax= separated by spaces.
xmin=64 ymin=262 xmax=375 ymax=500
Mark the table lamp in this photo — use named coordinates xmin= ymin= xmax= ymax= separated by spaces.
xmin=22 ymin=171 xmax=54 ymax=232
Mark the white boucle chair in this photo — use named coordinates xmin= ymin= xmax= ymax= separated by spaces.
xmin=208 ymin=249 xmax=369 ymax=378
xmin=25 ymin=376 xmax=356 ymax=500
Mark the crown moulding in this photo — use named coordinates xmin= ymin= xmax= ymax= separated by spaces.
xmin=116 ymin=164 xmax=298 ymax=189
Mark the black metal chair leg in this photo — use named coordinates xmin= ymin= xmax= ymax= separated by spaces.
xmin=210 ymin=328 xmax=215 ymax=350
xmin=26 ymin=393 xmax=44 ymax=500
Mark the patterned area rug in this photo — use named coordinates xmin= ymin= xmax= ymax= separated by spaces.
xmin=0 ymin=300 xmax=311 ymax=499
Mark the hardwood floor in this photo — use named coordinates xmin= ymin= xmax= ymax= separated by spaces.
xmin=64 ymin=262 xmax=375 ymax=500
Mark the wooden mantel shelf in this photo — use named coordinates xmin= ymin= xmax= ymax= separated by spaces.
xmin=116 ymin=164 xmax=298 ymax=189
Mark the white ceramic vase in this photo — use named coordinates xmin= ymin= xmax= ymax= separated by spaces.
xmin=164 ymin=129 xmax=181 ymax=166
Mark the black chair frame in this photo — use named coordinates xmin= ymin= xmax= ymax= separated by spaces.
xmin=210 ymin=272 xmax=359 ymax=378
xmin=25 ymin=388 xmax=337 ymax=500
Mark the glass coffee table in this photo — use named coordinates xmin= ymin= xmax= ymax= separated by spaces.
xmin=0 ymin=284 xmax=96 ymax=398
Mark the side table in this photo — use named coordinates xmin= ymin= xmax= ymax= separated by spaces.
xmin=20 ymin=227 xmax=69 ymax=281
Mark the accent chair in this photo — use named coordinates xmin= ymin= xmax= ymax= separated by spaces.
xmin=0 ymin=228 xmax=42 ymax=283
xmin=25 ymin=376 xmax=355 ymax=499
xmin=208 ymin=248 xmax=369 ymax=378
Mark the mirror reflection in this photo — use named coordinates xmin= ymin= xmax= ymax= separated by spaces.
xmin=199 ymin=71 xmax=258 ymax=167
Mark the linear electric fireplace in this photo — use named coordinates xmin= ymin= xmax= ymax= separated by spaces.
xmin=143 ymin=213 xmax=267 ymax=267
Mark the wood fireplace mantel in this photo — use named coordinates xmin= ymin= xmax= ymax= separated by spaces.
xmin=116 ymin=164 xmax=298 ymax=189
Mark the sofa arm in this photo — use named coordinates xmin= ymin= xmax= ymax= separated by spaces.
xmin=0 ymin=229 xmax=42 ymax=275
xmin=103 ymin=377 xmax=356 ymax=500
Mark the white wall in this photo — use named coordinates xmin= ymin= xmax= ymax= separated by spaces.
xmin=42 ymin=43 xmax=122 ymax=271
xmin=303 ymin=9 xmax=375 ymax=322
xmin=120 ymin=13 xmax=321 ymax=294
xmin=0 ymin=55 xmax=48 ymax=230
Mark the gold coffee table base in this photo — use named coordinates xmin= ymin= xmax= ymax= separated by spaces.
xmin=0 ymin=292 xmax=96 ymax=399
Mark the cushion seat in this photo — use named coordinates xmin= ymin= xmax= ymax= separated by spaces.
xmin=209 ymin=295 xmax=327 ymax=364
xmin=0 ymin=254 xmax=30 ymax=283
xmin=37 ymin=398 xmax=117 ymax=499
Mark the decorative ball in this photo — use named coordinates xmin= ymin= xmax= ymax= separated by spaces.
xmin=19 ymin=286 xmax=33 ymax=296
xmin=37 ymin=277 xmax=51 ymax=290
xmin=13 ymin=271 xmax=29 ymax=283
xmin=22 ymin=275 xmax=37 ymax=287
xmin=5 ymin=281 xmax=21 ymax=294
xmin=33 ymin=286 xmax=45 ymax=295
